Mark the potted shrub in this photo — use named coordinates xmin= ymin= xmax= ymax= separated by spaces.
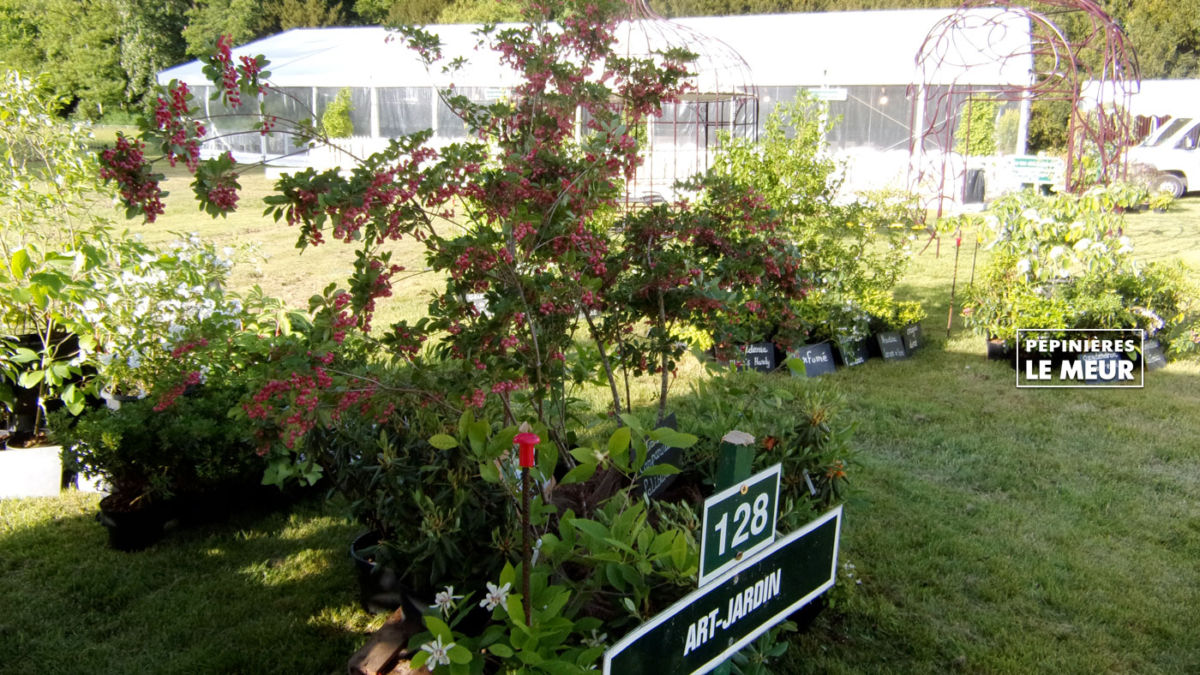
xmin=59 ymin=381 xmax=266 ymax=549
xmin=1149 ymin=189 xmax=1174 ymax=213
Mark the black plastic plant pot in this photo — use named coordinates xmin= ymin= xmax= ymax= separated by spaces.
xmin=97 ymin=497 xmax=172 ymax=551
xmin=351 ymin=531 xmax=411 ymax=615
xmin=836 ymin=338 xmax=870 ymax=367
xmin=986 ymin=338 xmax=1014 ymax=364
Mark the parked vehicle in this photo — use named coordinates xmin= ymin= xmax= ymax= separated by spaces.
xmin=1128 ymin=117 xmax=1200 ymax=198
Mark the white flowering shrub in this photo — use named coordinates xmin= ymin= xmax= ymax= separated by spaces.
xmin=84 ymin=233 xmax=247 ymax=397
xmin=963 ymin=189 xmax=1199 ymax=348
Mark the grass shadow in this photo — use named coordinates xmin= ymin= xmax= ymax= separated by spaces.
xmin=0 ymin=492 xmax=380 ymax=674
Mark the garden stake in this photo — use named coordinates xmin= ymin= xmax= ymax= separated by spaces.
xmin=514 ymin=431 xmax=540 ymax=627
xmin=712 ymin=430 xmax=755 ymax=675
xmin=947 ymin=231 xmax=961 ymax=339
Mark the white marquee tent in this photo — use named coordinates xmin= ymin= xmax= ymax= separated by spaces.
xmin=159 ymin=8 xmax=1032 ymax=190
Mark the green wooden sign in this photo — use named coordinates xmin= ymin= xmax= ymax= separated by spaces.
xmin=602 ymin=506 xmax=842 ymax=675
xmin=699 ymin=464 xmax=781 ymax=586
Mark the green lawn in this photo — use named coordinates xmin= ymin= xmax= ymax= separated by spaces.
xmin=3 ymin=172 xmax=1199 ymax=673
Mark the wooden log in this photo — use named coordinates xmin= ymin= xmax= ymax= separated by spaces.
xmin=348 ymin=605 xmax=429 ymax=675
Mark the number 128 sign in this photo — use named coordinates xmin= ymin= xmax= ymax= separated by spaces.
xmin=698 ymin=464 xmax=781 ymax=586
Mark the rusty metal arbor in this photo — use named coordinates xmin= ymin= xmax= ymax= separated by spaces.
xmin=909 ymin=1 xmax=1140 ymax=214
xmin=613 ymin=0 xmax=758 ymax=205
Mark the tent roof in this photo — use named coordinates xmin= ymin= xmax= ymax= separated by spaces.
xmin=1081 ymin=79 xmax=1200 ymax=118
xmin=158 ymin=8 xmax=1031 ymax=90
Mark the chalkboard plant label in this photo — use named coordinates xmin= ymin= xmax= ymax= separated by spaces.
xmin=1143 ymin=339 xmax=1167 ymax=371
xmin=635 ymin=413 xmax=682 ymax=499
xmin=902 ymin=323 xmax=923 ymax=351
xmin=785 ymin=342 xmax=836 ymax=378
xmin=876 ymin=331 xmax=909 ymax=360
xmin=836 ymin=338 xmax=869 ymax=367
xmin=737 ymin=342 xmax=776 ymax=372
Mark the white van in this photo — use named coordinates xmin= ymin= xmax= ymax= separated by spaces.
xmin=1128 ymin=117 xmax=1200 ymax=197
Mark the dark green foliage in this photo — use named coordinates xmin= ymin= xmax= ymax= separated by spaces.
xmin=58 ymin=385 xmax=264 ymax=503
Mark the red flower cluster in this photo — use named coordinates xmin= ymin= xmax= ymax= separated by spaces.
xmin=99 ymin=135 xmax=165 ymax=222
xmin=153 ymin=370 xmax=204 ymax=412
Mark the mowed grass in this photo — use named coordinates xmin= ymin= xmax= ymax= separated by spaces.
xmin=0 ymin=493 xmax=381 ymax=674
xmin=3 ymin=158 xmax=1200 ymax=673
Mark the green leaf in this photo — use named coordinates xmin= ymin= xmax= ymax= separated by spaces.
xmin=424 ymin=615 xmax=453 ymax=642
xmin=487 ymin=642 xmax=513 ymax=658
xmin=17 ymin=369 xmax=44 ymax=388
xmin=648 ymin=428 xmax=698 ymax=449
xmin=447 ymin=644 xmax=472 ymax=664
xmin=467 ymin=420 xmax=489 ymax=453
xmin=62 ymin=383 xmax=84 ymax=416
xmin=559 ymin=462 xmax=596 ymax=485
xmin=10 ymin=248 xmax=29 ymax=279
xmin=428 ymin=434 xmax=459 ymax=450
xmin=500 ymin=562 xmax=516 ymax=588
xmin=607 ymin=426 xmax=631 ymax=455
xmin=640 ymin=463 xmax=680 ymax=477
xmin=572 ymin=519 xmax=610 ymax=543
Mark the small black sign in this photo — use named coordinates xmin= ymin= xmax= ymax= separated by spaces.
xmin=837 ymin=339 xmax=869 ymax=367
xmin=787 ymin=343 xmax=836 ymax=378
xmin=902 ymin=323 xmax=923 ymax=351
xmin=737 ymin=342 xmax=776 ymax=372
xmin=636 ymin=413 xmax=681 ymax=499
xmin=876 ymin=331 xmax=909 ymax=360
xmin=1143 ymin=339 xmax=1167 ymax=371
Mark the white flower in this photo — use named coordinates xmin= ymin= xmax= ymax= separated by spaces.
xmin=1073 ymin=238 xmax=1092 ymax=253
xmin=582 ymin=629 xmax=608 ymax=649
xmin=1118 ymin=236 xmax=1133 ymax=254
xmin=420 ymin=635 xmax=454 ymax=671
xmin=126 ymin=350 xmax=141 ymax=369
xmin=1048 ymin=246 xmax=1065 ymax=261
xmin=430 ymin=586 xmax=462 ymax=618
xmin=479 ymin=581 xmax=511 ymax=611
xmin=1016 ymin=258 xmax=1032 ymax=274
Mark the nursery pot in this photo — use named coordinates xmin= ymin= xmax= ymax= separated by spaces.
xmin=97 ymin=494 xmax=173 ymax=551
xmin=835 ymin=338 xmax=870 ymax=367
xmin=986 ymin=338 xmax=1014 ymax=364
xmin=5 ymin=332 xmax=82 ymax=444
xmin=351 ymin=531 xmax=411 ymax=615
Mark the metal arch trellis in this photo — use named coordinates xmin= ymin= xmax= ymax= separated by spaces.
xmin=614 ymin=0 xmax=759 ymax=207
xmin=908 ymin=1 xmax=1140 ymax=218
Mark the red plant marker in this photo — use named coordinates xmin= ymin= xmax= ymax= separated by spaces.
xmin=515 ymin=431 xmax=540 ymax=468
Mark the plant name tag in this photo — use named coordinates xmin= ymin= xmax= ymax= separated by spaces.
xmin=786 ymin=343 xmax=836 ymax=378
xmin=838 ymin=339 xmax=869 ymax=367
xmin=876 ymin=331 xmax=908 ymax=360
xmin=737 ymin=342 xmax=776 ymax=372
xmin=902 ymin=323 xmax=922 ymax=351
xmin=1143 ymin=339 xmax=1167 ymax=371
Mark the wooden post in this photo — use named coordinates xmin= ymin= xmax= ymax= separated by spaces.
xmin=712 ymin=429 xmax=755 ymax=675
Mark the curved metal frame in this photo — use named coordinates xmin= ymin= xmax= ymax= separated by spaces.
xmin=615 ymin=0 xmax=759 ymax=205
xmin=909 ymin=1 xmax=1140 ymax=216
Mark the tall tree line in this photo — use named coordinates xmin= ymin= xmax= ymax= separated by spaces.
xmin=0 ymin=0 xmax=1195 ymax=119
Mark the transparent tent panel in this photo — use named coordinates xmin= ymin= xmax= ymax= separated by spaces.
xmin=316 ymin=87 xmax=372 ymax=137
xmin=379 ymin=87 xmax=435 ymax=137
